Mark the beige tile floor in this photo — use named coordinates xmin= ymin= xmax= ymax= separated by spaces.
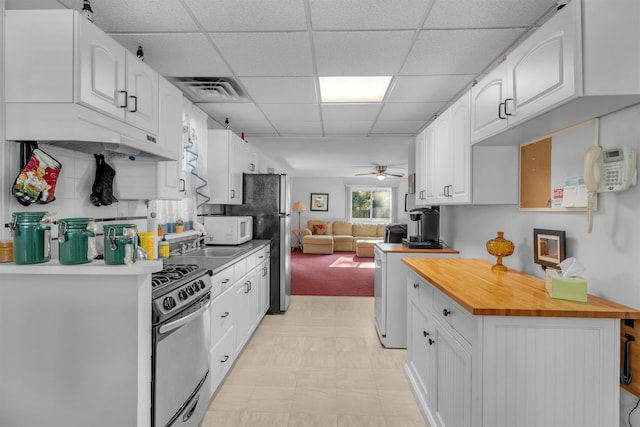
xmin=202 ymin=295 xmax=428 ymax=427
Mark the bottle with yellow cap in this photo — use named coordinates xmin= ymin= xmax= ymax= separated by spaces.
xmin=158 ymin=236 xmax=170 ymax=259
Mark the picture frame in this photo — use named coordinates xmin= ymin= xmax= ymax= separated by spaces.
xmin=533 ymin=228 xmax=566 ymax=269
xmin=310 ymin=193 xmax=329 ymax=211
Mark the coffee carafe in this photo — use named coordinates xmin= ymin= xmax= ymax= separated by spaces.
xmin=404 ymin=207 xmax=441 ymax=248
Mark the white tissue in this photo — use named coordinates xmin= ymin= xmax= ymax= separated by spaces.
xmin=557 ymin=257 xmax=585 ymax=277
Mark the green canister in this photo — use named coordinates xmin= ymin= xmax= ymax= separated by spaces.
xmin=103 ymin=224 xmax=138 ymax=265
xmin=10 ymin=211 xmax=53 ymax=265
xmin=58 ymin=218 xmax=98 ymax=265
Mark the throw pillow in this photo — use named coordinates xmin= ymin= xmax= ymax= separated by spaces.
xmin=313 ymin=224 xmax=327 ymax=235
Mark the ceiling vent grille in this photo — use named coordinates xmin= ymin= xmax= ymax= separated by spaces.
xmin=170 ymin=77 xmax=248 ymax=103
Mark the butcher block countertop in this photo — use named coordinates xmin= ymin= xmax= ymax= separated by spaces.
xmin=402 ymin=258 xmax=640 ymax=319
xmin=375 ymin=243 xmax=459 ymax=254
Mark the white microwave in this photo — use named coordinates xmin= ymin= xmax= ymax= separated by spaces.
xmin=203 ymin=216 xmax=253 ymax=245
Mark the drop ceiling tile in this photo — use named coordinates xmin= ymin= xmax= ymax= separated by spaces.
xmin=378 ymin=102 xmax=444 ymax=121
xmin=232 ymin=121 xmax=279 ymax=137
xmin=323 ymin=121 xmax=375 ymax=135
xmin=212 ymin=32 xmax=314 ymax=76
xmin=309 ymin=0 xmax=432 ymax=30
xmin=372 ymin=120 xmax=425 ymax=134
xmin=111 ymin=34 xmax=231 ymax=77
xmin=401 ymin=28 xmax=525 ymax=75
xmin=387 ymin=75 xmax=475 ymax=103
xmin=314 ymin=31 xmax=414 ymax=76
xmin=424 ymin=0 xmax=556 ymax=29
xmin=271 ymin=121 xmax=323 ymax=135
xmin=90 ymin=0 xmax=198 ymax=32
xmin=321 ymin=104 xmax=382 ymax=122
xmin=183 ymin=0 xmax=307 ymax=31
xmin=196 ymin=102 xmax=266 ymax=125
xmin=259 ymin=104 xmax=320 ymax=121
xmin=239 ymin=77 xmax=318 ymax=103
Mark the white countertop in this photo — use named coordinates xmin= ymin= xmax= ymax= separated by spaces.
xmin=0 ymin=259 xmax=163 ymax=275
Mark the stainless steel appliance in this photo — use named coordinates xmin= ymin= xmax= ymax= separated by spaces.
xmin=226 ymin=174 xmax=291 ymax=313
xmin=152 ymin=264 xmax=212 ymax=427
xmin=203 ymin=215 xmax=253 ymax=245
xmin=402 ymin=207 xmax=442 ymax=249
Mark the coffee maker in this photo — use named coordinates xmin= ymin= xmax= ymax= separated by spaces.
xmin=402 ymin=207 xmax=442 ymax=249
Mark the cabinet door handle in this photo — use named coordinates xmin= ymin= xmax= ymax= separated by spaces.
xmin=498 ymin=102 xmax=506 ymax=120
xmin=118 ymin=90 xmax=128 ymax=108
xmin=220 ymin=355 xmax=229 ymax=363
xmin=443 ymin=308 xmax=451 ymax=317
xmin=413 ymin=283 xmax=419 ymax=289
xmin=423 ymin=330 xmax=429 ymax=337
xmin=129 ymin=95 xmax=138 ymax=113
xmin=221 ymin=278 xmax=230 ymax=284
xmin=428 ymin=338 xmax=436 ymax=345
xmin=244 ymin=282 xmax=250 ymax=293
xmin=231 ymin=189 xmax=236 ymax=199
xmin=179 ymin=179 xmax=186 ymax=192
xmin=220 ymin=311 xmax=230 ymax=318
xmin=504 ymin=98 xmax=513 ymax=116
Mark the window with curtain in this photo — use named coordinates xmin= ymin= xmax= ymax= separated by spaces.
xmin=349 ymin=187 xmax=392 ymax=223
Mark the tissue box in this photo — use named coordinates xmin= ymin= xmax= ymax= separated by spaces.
xmin=545 ymin=269 xmax=587 ymax=302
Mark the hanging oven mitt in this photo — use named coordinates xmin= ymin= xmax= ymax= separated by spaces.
xmin=90 ymin=154 xmax=119 ymax=206
xmin=12 ymin=148 xmax=62 ymax=206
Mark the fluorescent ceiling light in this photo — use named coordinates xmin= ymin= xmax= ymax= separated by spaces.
xmin=319 ymin=76 xmax=392 ymax=103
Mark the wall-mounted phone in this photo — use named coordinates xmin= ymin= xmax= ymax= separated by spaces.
xmin=583 ymin=145 xmax=637 ymax=233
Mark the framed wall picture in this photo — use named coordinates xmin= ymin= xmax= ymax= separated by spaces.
xmin=533 ymin=228 xmax=566 ymax=269
xmin=310 ymin=193 xmax=329 ymax=211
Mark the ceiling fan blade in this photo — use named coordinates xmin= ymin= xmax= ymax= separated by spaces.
xmin=388 ymin=173 xmax=405 ymax=177
xmin=354 ymin=172 xmax=376 ymax=176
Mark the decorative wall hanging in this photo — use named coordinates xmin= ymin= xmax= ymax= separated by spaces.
xmin=310 ymin=193 xmax=329 ymax=211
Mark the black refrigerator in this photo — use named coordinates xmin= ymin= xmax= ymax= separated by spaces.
xmin=226 ymin=174 xmax=291 ymax=313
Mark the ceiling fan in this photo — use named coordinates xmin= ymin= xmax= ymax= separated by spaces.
xmin=354 ymin=163 xmax=405 ymax=180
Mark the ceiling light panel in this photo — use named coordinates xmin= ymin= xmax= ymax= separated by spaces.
xmin=319 ymin=76 xmax=392 ymax=103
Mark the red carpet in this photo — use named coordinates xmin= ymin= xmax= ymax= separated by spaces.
xmin=290 ymin=251 xmax=374 ymax=297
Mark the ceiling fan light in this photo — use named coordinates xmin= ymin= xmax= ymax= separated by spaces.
xmin=377 ymin=174 xmax=385 ymax=180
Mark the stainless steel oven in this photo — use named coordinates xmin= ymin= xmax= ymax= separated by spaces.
xmin=152 ymin=265 xmax=212 ymax=427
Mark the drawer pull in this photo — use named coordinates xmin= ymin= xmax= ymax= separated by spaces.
xmin=423 ymin=331 xmax=429 ymax=337
xmin=428 ymin=338 xmax=436 ymax=345
xmin=220 ymin=311 xmax=230 ymax=318
xmin=220 ymin=355 xmax=229 ymax=363
xmin=221 ymin=279 xmax=230 ymax=284
xmin=442 ymin=309 xmax=451 ymax=317
xmin=413 ymin=283 xmax=419 ymax=289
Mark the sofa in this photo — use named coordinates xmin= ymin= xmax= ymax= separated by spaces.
xmin=301 ymin=220 xmax=386 ymax=255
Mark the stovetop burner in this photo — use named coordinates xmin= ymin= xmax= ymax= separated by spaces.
xmin=152 ymin=263 xmax=212 ymax=324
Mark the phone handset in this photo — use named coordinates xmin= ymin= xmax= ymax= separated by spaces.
xmin=583 ymin=146 xmax=603 ymax=234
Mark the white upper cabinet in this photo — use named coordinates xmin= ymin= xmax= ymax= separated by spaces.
xmin=471 ymin=0 xmax=640 ymax=145
xmin=470 ymin=61 xmax=508 ymax=142
xmin=207 ymin=130 xmax=246 ymax=205
xmin=155 ymin=79 xmax=185 ymax=200
xmin=414 ymin=130 xmax=427 ymax=206
xmin=441 ymin=92 xmax=471 ymax=204
xmin=77 ymin=16 xmax=159 ymax=135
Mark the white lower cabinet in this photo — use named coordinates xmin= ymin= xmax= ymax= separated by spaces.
xmin=208 ymin=244 xmax=270 ymax=398
xmin=405 ymin=269 xmax=619 ymax=427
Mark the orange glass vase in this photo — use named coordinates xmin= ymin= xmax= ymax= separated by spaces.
xmin=486 ymin=231 xmax=515 ymax=272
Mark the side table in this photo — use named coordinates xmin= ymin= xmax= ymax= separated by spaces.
xmin=291 ymin=229 xmax=305 ymax=252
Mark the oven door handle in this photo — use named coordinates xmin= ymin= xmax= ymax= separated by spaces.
xmin=158 ymin=301 xmax=211 ymax=335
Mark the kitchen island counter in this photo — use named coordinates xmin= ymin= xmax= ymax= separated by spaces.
xmin=402 ymin=257 xmax=640 ymax=318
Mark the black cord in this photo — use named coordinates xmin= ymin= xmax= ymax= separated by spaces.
xmin=629 ymin=397 xmax=640 ymax=427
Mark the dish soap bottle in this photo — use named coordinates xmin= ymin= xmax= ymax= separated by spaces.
xmin=158 ymin=236 xmax=170 ymax=259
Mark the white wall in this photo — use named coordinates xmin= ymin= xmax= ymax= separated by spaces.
xmin=290 ymin=176 xmax=410 ymax=231
xmin=439 ymin=103 xmax=640 ymax=425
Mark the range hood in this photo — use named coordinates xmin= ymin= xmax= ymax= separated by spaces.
xmin=5 ymin=102 xmax=177 ymax=161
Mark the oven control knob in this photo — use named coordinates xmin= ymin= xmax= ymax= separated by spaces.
xmin=194 ymin=283 xmax=201 ymax=292
xmin=163 ymin=296 xmax=176 ymax=310
xmin=178 ymin=290 xmax=187 ymax=300
xmin=199 ymin=280 xmax=206 ymax=290
xmin=187 ymin=286 xmax=194 ymax=296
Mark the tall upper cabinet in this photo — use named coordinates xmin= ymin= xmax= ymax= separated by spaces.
xmin=471 ymin=0 xmax=640 ymax=145
xmin=207 ymin=130 xmax=253 ymax=205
